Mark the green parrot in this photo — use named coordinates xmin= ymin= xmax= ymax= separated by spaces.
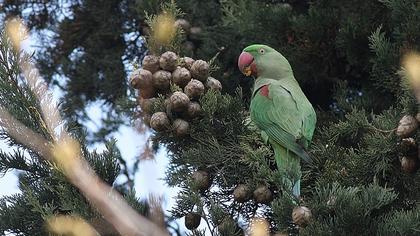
xmin=238 ymin=44 xmax=316 ymax=197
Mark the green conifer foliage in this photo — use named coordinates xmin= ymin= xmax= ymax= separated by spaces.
xmin=140 ymin=0 xmax=420 ymax=235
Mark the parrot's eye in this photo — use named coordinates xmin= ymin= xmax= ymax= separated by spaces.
xmin=259 ymin=48 xmax=265 ymax=54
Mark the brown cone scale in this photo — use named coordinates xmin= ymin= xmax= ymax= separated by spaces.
xmin=153 ymin=70 xmax=171 ymax=91
xmin=396 ymin=115 xmax=418 ymax=138
xmin=150 ymin=112 xmax=170 ymax=132
xmin=173 ymin=119 xmax=189 ymax=137
xmin=129 ymin=69 xmax=153 ymax=90
xmin=159 ymin=51 xmax=178 ymax=72
xmin=253 ymin=186 xmax=273 ymax=204
xmin=400 ymin=156 xmax=418 ymax=173
xmin=233 ymin=184 xmax=251 ymax=203
xmin=185 ymin=102 xmax=201 ymax=118
xmin=172 ymin=67 xmax=192 ymax=88
xmin=174 ymin=19 xmax=191 ymax=33
xmin=192 ymin=170 xmax=211 ymax=191
xmin=181 ymin=57 xmax=195 ymax=70
xmin=190 ymin=60 xmax=209 ymax=82
xmin=185 ymin=79 xmax=205 ymax=99
xmin=142 ymin=55 xmax=160 ymax=73
xmin=206 ymin=77 xmax=222 ymax=91
xmin=138 ymin=97 xmax=157 ymax=115
xmin=169 ymin=92 xmax=190 ymax=112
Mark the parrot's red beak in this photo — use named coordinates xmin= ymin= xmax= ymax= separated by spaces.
xmin=238 ymin=51 xmax=256 ymax=76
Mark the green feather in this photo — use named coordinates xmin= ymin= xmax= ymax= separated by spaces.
xmin=271 ymin=142 xmax=301 ymax=197
xmin=250 ymin=81 xmax=314 ymax=163
xmin=244 ymin=44 xmax=317 ymax=197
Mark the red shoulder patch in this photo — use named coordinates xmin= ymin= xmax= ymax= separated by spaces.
xmin=260 ymin=85 xmax=270 ymax=97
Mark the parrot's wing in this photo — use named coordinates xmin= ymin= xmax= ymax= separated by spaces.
xmin=301 ymin=104 xmax=316 ymax=148
xmin=250 ymin=84 xmax=312 ymax=163
xmin=265 ymin=127 xmax=312 ymax=163
xmin=277 ymin=77 xmax=317 ymax=148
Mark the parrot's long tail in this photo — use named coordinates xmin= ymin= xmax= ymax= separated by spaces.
xmin=271 ymin=142 xmax=301 ymax=198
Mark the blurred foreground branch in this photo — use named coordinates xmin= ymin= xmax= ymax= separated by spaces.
xmin=2 ymin=18 xmax=169 ymax=236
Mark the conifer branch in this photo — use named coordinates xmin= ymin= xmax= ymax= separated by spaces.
xmin=0 ymin=19 xmax=169 ymax=236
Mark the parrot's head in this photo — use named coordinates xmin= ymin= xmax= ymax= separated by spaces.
xmin=238 ymin=44 xmax=292 ymax=79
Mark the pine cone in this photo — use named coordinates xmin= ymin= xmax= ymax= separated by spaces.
xmin=399 ymin=137 xmax=417 ymax=154
xmin=159 ymin=51 xmax=178 ymax=72
xmin=138 ymin=97 xmax=157 ymax=115
xmin=180 ymin=57 xmax=195 ymax=70
xmin=189 ymin=26 xmax=202 ymax=40
xmin=400 ymin=156 xmax=418 ymax=173
xmin=174 ymin=19 xmax=191 ymax=33
xmin=150 ymin=112 xmax=170 ymax=131
xmin=142 ymin=55 xmax=160 ymax=73
xmin=173 ymin=119 xmax=189 ymax=137
xmin=217 ymin=217 xmax=242 ymax=235
xmin=292 ymin=206 xmax=312 ymax=227
xmin=233 ymin=184 xmax=251 ymax=203
xmin=172 ymin=67 xmax=192 ymax=88
xmin=139 ymin=87 xmax=156 ymax=99
xmin=192 ymin=170 xmax=211 ymax=191
xmin=184 ymin=79 xmax=205 ymax=99
xmin=128 ymin=70 xmax=140 ymax=89
xmin=129 ymin=69 xmax=152 ymax=89
xmin=206 ymin=77 xmax=222 ymax=91
xmin=396 ymin=115 xmax=418 ymax=138
xmin=184 ymin=212 xmax=201 ymax=230
xmin=185 ymin=102 xmax=202 ymax=118
xmin=152 ymin=70 xmax=171 ymax=91
xmin=253 ymin=186 xmax=273 ymax=204
xmin=190 ymin=60 xmax=209 ymax=82
xmin=169 ymin=92 xmax=190 ymax=112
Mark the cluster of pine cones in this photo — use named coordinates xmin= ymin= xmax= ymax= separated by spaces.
xmin=129 ymin=51 xmax=222 ymax=136
xmin=396 ymin=114 xmax=420 ymax=173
